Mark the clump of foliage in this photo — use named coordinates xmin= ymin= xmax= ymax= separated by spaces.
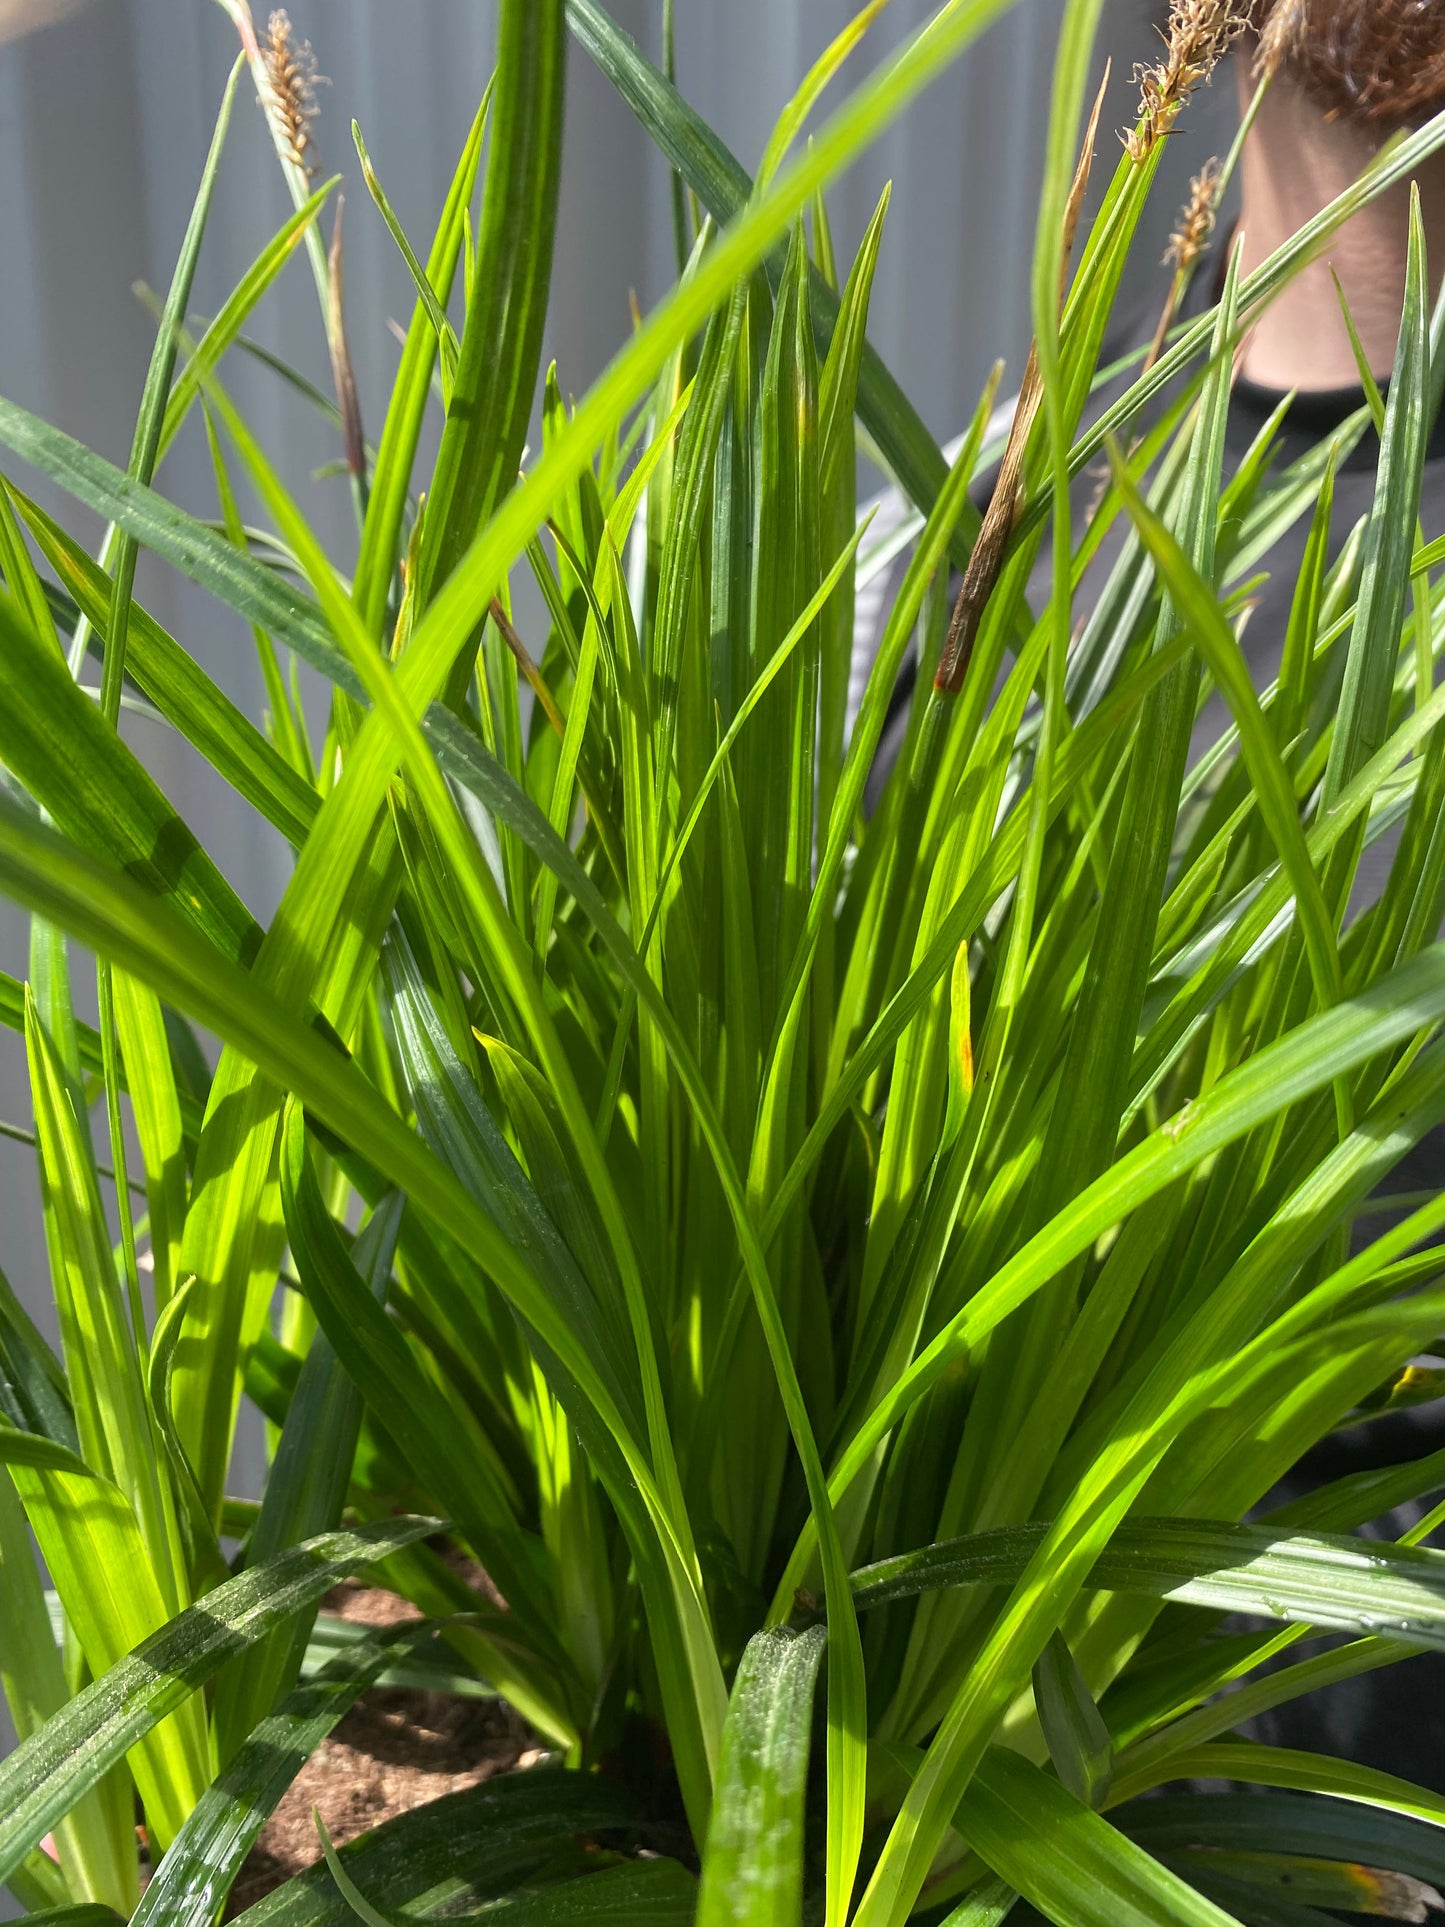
xmin=4 ymin=0 xmax=1445 ymax=1921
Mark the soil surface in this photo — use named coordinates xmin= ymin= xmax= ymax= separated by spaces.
xmin=227 ymin=1575 xmax=541 ymax=1914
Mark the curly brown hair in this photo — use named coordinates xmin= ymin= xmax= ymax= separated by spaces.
xmin=1253 ymin=0 xmax=1445 ymax=123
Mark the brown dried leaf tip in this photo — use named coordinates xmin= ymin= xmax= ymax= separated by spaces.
xmin=263 ymin=10 xmax=323 ymax=176
xmin=1128 ymin=0 xmax=1248 ymax=163
xmin=1165 ymin=156 xmax=1222 ymax=272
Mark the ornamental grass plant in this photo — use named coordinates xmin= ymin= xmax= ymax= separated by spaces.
xmin=5 ymin=0 xmax=1445 ymax=1920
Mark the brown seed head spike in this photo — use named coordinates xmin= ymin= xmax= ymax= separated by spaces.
xmin=263 ymin=9 xmax=323 ymax=177
xmin=1166 ymin=156 xmax=1222 ymax=272
xmin=1127 ymin=0 xmax=1248 ymax=163
xmin=1253 ymin=0 xmax=1307 ymax=79
xmin=1145 ymin=156 xmax=1222 ymax=368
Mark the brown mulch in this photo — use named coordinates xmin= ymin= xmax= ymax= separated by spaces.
xmin=225 ymin=1576 xmax=543 ymax=1915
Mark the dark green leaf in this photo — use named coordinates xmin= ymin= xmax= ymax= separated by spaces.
xmin=695 ymin=1625 xmax=828 ymax=1927
xmin=959 ymin=1747 xmax=1240 ymax=1927
xmin=0 ymin=399 xmax=360 ymax=699
xmin=852 ymin=1516 xmax=1445 ymax=1649
xmin=135 ymin=1623 xmax=436 ymax=1927
xmin=227 ymin=1772 xmax=647 ymax=1927
xmin=0 ymin=1518 xmax=436 ymax=1883
xmin=1033 ymin=1630 xmax=1113 ymax=1809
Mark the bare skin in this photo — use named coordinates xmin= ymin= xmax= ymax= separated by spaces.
xmin=1235 ymin=61 xmax=1445 ymax=390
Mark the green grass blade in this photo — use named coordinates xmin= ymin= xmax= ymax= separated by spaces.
xmin=816 ymin=185 xmax=889 ymax=833
xmin=0 ymin=402 xmax=359 ymax=699
xmin=436 ymin=1863 xmax=697 ymax=1924
xmin=1033 ymin=1632 xmax=1113 ymax=1810
xmin=773 ymin=946 xmax=1445 ymax=1608
xmin=1022 ymin=107 xmax=1445 ymax=534
xmin=159 ymin=181 xmax=337 ymax=464
xmin=0 ymin=1517 xmax=434 ymax=1884
xmin=937 ymin=1878 xmax=1019 ymax=1925
xmin=649 ymin=280 xmax=747 ymax=805
xmin=23 ymin=992 xmax=185 ymax=1607
xmin=695 ymin=1626 xmax=828 ymax=1927
xmin=351 ymin=120 xmax=460 ymax=397
xmin=0 ymin=585 xmax=260 ymax=962
xmin=851 ymin=1515 xmax=1445 ymax=1646
xmin=135 ymin=1623 xmax=435 ymax=1927
xmin=201 ymin=402 xmax=315 ymax=782
xmin=353 ymin=90 xmax=487 ymax=634
xmin=0 ymin=1471 xmax=136 ymax=1911
xmin=10 ymin=486 xmax=319 ymax=846
xmin=0 ymin=469 xmax=61 ymax=658
xmin=1129 ymin=1743 xmax=1445 ymax=1832
xmin=211 ymin=1192 xmax=406 ymax=1762
xmin=958 ymin=1747 xmax=1241 ymax=1927
xmin=9 ymin=1909 xmax=128 ymax=1927
xmin=127 ymin=0 xmax=1030 ymax=1561
xmin=382 ymin=933 xmax=642 ymax=1437
xmin=1121 ymin=1790 xmax=1445 ymax=1886
xmin=144 ymin=1280 xmax=227 ymax=1595
xmin=0 ymin=798 xmax=670 ymax=1503
xmin=278 ymin=1103 xmax=565 ymax=1661
xmin=316 ymin=1815 xmax=401 ymax=1927
xmin=1324 ymin=191 xmax=1430 ymax=820
xmin=1110 ymin=453 xmax=1342 ymax=1021
xmin=225 ymin=1773 xmax=651 ymax=1927
xmin=1 ymin=1428 xmax=210 ymax=1850
xmin=101 ymin=52 xmax=243 ymax=726
xmin=565 ymin=0 xmax=985 ymax=572
xmin=413 ymin=0 xmax=565 ymax=613
xmin=0 ymin=1265 xmax=75 ymax=1449
xmin=756 ymin=0 xmax=892 ymax=189
xmin=111 ymin=972 xmax=188 ymax=1317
